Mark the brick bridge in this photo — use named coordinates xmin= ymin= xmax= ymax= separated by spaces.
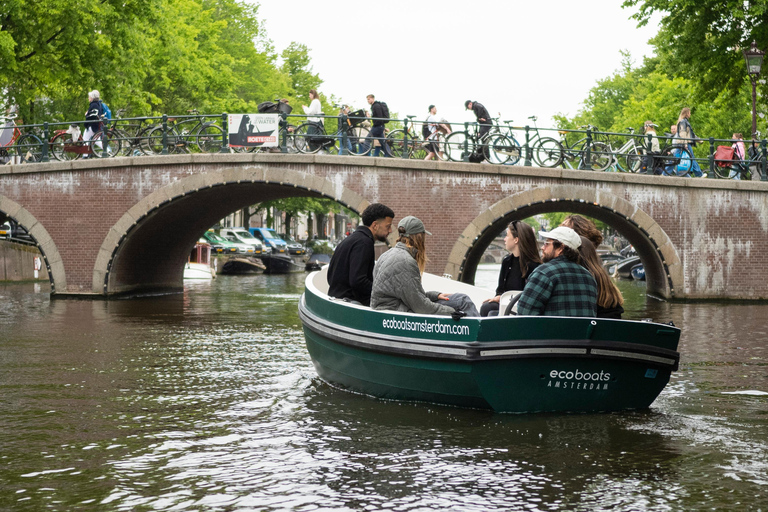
xmin=1 ymin=154 xmax=766 ymax=300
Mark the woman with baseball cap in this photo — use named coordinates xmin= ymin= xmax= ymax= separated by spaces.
xmin=371 ymin=216 xmax=479 ymax=317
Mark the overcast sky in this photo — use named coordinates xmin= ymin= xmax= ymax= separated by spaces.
xmin=255 ymin=0 xmax=660 ymax=128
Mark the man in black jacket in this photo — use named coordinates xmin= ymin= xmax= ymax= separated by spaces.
xmin=367 ymin=94 xmax=393 ymax=157
xmin=465 ymin=100 xmax=492 ymax=160
xmin=327 ymin=203 xmax=395 ymax=306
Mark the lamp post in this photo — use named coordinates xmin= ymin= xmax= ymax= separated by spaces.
xmin=743 ymin=41 xmax=765 ymax=139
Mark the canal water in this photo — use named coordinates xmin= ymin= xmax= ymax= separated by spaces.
xmin=1 ymin=264 xmax=767 ymax=511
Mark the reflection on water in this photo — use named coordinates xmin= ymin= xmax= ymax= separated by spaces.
xmin=1 ymin=269 xmax=768 ymax=511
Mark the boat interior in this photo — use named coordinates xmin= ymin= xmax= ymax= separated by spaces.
xmin=309 ymin=267 xmax=501 ymax=315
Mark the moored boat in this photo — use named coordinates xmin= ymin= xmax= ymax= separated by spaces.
xmin=299 ymin=268 xmax=680 ymax=414
xmin=613 ymin=256 xmax=641 ymax=279
xmin=305 ymin=253 xmax=331 ymax=272
xmin=220 ymin=257 xmax=266 ymax=275
xmin=184 ymin=240 xmax=216 ymax=279
xmin=630 ymin=263 xmax=646 ymax=281
xmin=259 ymin=253 xmax=305 ymax=274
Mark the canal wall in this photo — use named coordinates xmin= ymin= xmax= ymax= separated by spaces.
xmin=0 ymin=241 xmax=48 ymax=282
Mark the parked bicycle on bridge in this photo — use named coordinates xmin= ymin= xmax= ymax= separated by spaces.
xmin=1 ymin=112 xmax=43 ymax=164
xmin=145 ymin=109 xmax=224 ymax=154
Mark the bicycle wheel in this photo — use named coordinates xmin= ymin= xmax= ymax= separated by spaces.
xmin=16 ymin=134 xmax=43 ymax=163
xmin=345 ymin=126 xmax=371 ymax=156
xmin=196 ymin=123 xmax=224 ymax=153
xmin=657 ymin=145 xmax=694 ymax=177
xmin=90 ymin=130 xmax=121 ymax=158
xmin=146 ymin=125 xmax=180 ymax=154
xmin=625 ymin=150 xmax=642 ymax=172
xmin=50 ymin=132 xmax=81 ymax=161
xmin=583 ymin=141 xmax=612 ymax=171
xmin=434 ymin=132 xmax=449 ymax=160
xmin=134 ymin=126 xmax=156 ymax=156
xmin=385 ymin=130 xmax=409 ymax=158
xmin=486 ymin=133 xmax=514 ymax=164
xmin=532 ymin=137 xmax=563 ymax=167
xmin=444 ymin=131 xmax=470 ymax=162
xmin=293 ymin=123 xmax=320 ymax=154
xmin=503 ymin=135 xmax=522 ymax=165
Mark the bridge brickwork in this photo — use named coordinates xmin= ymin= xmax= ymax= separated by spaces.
xmin=1 ymin=153 xmax=767 ymax=299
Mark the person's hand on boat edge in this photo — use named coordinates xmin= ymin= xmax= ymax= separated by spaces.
xmin=451 ymin=309 xmax=467 ymax=322
xmin=483 ymin=295 xmax=501 ymax=304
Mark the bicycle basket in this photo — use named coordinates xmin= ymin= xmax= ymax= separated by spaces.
xmin=348 ymin=109 xmax=367 ymax=127
xmin=714 ymin=145 xmax=735 ymax=167
xmin=258 ymin=101 xmax=279 ymax=114
xmin=277 ymin=101 xmax=293 ymax=115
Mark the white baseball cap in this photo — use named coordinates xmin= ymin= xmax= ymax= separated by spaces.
xmin=539 ymin=226 xmax=581 ymax=250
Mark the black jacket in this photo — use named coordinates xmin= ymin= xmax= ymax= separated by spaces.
xmin=371 ymin=101 xmax=387 ymax=127
xmin=470 ymin=102 xmax=491 ymax=124
xmin=495 ymin=254 xmax=540 ymax=295
xmin=327 ymin=226 xmax=376 ymax=306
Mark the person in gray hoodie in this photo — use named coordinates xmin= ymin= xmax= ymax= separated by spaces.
xmin=371 ymin=216 xmax=478 ymax=317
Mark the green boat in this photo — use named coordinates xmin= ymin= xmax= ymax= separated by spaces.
xmin=299 ymin=269 xmax=681 ymax=414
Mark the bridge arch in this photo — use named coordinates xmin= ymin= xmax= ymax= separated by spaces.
xmin=447 ymin=185 xmax=683 ymax=300
xmin=0 ymin=195 xmax=64 ymax=292
xmin=94 ymin=166 xmax=370 ymax=296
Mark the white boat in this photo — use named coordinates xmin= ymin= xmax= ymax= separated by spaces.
xmin=184 ymin=240 xmax=216 ymax=279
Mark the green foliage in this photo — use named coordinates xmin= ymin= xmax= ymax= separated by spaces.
xmin=0 ymin=0 xmax=304 ymax=123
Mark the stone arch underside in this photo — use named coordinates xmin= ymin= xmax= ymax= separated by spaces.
xmin=96 ymin=167 xmax=369 ymax=296
xmin=0 ymin=195 xmax=63 ymax=292
xmin=447 ymin=186 xmax=682 ymax=300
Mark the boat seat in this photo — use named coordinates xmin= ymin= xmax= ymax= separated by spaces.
xmin=499 ymin=290 xmax=523 ymax=316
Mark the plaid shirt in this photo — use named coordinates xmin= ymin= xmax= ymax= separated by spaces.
xmin=516 ymin=256 xmax=597 ymax=317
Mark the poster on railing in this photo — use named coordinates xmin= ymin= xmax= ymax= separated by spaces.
xmin=228 ymin=114 xmax=279 ymax=148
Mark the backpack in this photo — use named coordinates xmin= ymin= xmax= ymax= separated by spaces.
xmin=377 ymin=101 xmax=390 ymax=123
xmin=100 ymin=101 xmax=112 ymax=120
xmin=422 ymin=120 xmax=431 ymax=139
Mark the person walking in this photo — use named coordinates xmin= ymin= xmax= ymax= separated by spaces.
xmin=83 ymin=90 xmax=104 ymax=157
xmin=640 ymin=122 xmax=661 ymax=174
xmin=676 ymin=107 xmax=705 ymax=177
xmin=367 ymin=94 xmax=393 ymax=157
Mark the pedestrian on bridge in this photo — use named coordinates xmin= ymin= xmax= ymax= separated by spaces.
xmin=367 ymin=94 xmax=393 ymax=157
xmin=465 ymin=100 xmax=492 ymax=160
xmin=676 ymin=107 xmax=705 ymax=178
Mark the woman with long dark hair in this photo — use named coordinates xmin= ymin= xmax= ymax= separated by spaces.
xmin=481 ymin=220 xmax=542 ymax=317
xmin=577 ymin=236 xmax=624 ymax=318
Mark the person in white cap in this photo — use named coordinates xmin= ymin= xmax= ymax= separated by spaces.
xmin=371 ymin=216 xmax=479 ymax=317
xmin=516 ymin=226 xmax=597 ymax=317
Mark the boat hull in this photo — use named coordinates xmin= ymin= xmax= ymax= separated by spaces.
xmin=299 ymin=271 xmax=680 ymax=414
xmin=259 ymin=254 xmax=305 ymax=274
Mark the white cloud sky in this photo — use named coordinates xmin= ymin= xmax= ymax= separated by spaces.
xmin=254 ymin=0 xmax=659 ymax=128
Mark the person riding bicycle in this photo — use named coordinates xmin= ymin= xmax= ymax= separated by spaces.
xmin=465 ymin=100 xmax=492 ymax=161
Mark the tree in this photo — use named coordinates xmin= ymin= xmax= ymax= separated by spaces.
xmin=623 ymin=0 xmax=768 ymax=101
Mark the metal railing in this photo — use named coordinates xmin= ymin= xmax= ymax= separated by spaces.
xmin=3 ymin=112 xmax=767 ymax=181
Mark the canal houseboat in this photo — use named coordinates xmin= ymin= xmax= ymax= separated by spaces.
xmin=299 ymin=268 xmax=681 ymax=414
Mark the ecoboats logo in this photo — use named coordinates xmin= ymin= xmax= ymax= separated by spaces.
xmin=382 ymin=317 xmax=470 ymax=336
xmin=547 ymin=369 xmax=611 ymax=390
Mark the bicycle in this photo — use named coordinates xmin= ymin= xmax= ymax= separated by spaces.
xmin=293 ymin=106 xmax=371 ymax=156
xmin=492 ymin=117 xmax=522 ymax=165
xmin=1 ymin=113 xmax=44 ymax=164
xmin=518 ymin=116 xmax=563 ymax=168
xmin=712 ymin=135 xmax=766 ymax=180
xmin=648 ymin=136 xmax=695 ymax=177
xmin=49 ymin=118 xmax=119 ymax=161
xmin=145 ymin=109 xmax=224 ymax=154
xmin=444 ymin=122 xmax=515 ymax=164
xmin=385 ymin=115 xmax=439 ymax=159
xmin=554 ymin=125 xmax=612 ymax=171
xmin=107 ymin=108 xmax=154 ymax=156
xmin=606 ymin=127 xmax=644 ymax=172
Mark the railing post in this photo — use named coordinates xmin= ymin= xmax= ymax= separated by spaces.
xmin=220 ymin=113 xmax=229 ymax=153
xmin=339 ymin=113 xmax=348 ymax=156
xmin=280 ymin=113 xmax=288 ymax=153
xmin=582 ymin=128 xmax=592 ymax=170
xmin=402 ymin=118 xmax=409 ymax=159
xmin=708 ymin=137 xmax=715 ymax=178
xmin=161 ymin=114 xmax=169 ymax=155
xmin=524 ymin=125 xmax=531 ymax=167
xmin=761 ymin=138 xmax=767 ymax=181
xmin=42 ymin=122 xmax=50 ymax=162
xmin=463 ymin=122 xmax=469 ymax=162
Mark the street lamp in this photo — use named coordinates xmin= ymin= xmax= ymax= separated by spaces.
xmin=743 ymin=41 xmax=765 ymax=139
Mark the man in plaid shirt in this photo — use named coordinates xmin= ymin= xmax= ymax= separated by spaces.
xmin=516 ymin=226 xmax=597 ymax=317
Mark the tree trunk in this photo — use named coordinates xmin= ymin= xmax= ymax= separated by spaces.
xmin=284 ymin=213 xmax=293 ymax=238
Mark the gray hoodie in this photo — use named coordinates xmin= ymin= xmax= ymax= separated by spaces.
xmin=371 ymin=242 xmax=455 ymax=315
